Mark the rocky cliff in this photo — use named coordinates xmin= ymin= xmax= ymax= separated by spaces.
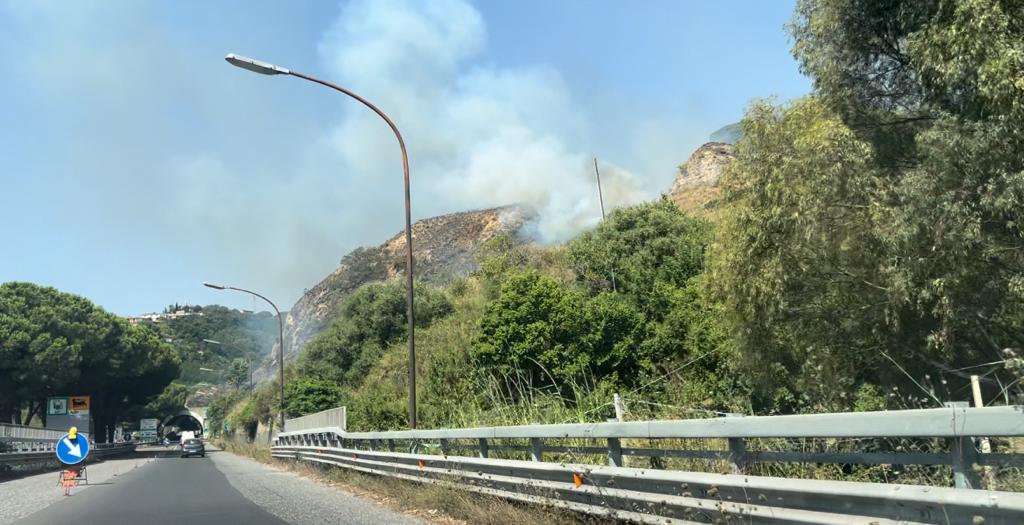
xmin=254 ymin=205 xmax=529 ymax=380
xmin=666 ymin=142 xmax=735 ymax=216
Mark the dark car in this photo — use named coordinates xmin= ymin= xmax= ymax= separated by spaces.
xmin=181 ymin=438 xmax=205 ymax=458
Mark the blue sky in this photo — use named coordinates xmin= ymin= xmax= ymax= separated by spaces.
xmin=0 ymin=0 xmax=809 ymax=316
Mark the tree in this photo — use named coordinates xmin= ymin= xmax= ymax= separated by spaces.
xmin=710 ymin=98 xmax=889 ymax=410
xmin=0 ymin=282 xmax=180 ymax=438
xmin=284 ymin=376 xmax=343 ymax=417
xmin=794 ymin=0 xmax=1024 ymax=377
xmin=565 ymin=200 xmax=734 ymax=402
xmin=298 ymin=280 xmax=452 ymax=386
xmin=205 ymin=391 xmax=243 ymax=438
xmin=141 ymin=383 xmax=189 ymax=421
xmin=709 ymin=0 xmax=1024 ymax=410
xmin=226 ymin=358 xmax=250 ymax=392
xmin=470 ymin=269 xmax=657 ymax=393
xmin=567 ymin=200 xmax=712 ymax=317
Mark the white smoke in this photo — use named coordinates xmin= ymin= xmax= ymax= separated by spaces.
xmin=0 ymin=0 xmax=676 ymax=314
xmin=317 ymin=0 xmax=653 ymax=242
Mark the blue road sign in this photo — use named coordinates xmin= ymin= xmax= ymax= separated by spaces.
xmin=56 ymin=433 xmax=90 ymax=465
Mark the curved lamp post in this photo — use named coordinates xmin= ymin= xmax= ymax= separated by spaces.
xmin=204 ymin=282 xmax=286 ymax=431
xmin=223 ymin=53 xmax=418 ymax=428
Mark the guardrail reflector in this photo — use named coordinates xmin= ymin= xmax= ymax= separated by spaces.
xmin=573 ymin=473 xmax=584 ymax=488
xmin=418 ymin=459 xmax=425 ymax=469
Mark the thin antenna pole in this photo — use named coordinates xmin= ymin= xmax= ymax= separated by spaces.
xmin=593 ymin=158 xmax=617 ymax=292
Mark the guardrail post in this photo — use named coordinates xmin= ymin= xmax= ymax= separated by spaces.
xmin=387 ymin=439 xmax=396 ymax=452
xmin=439 ymin=438 xmax=450 ymax=457
xmin=478 ymin=438 xmax=489 ymax=458
xmin=944 ymin=402 xmax=981 ymax=489
xmin=607 ymin=438 xmax=623 ymax=467
xmin=950 ymin=436 xmax=980 ymax=489
xmin=530 ymin=438 xmax=543 ymax=462
xmin=726 ymin=413 xmax=748 ymax=474
xmin=410 ymin=440 xmax=419 ymax=454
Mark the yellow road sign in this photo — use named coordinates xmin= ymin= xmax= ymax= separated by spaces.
xmin=70 ymin=396 xmax=90 ymax=414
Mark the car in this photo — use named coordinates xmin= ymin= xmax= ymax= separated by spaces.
xmin=181 ymin=438 xmax=205 ymax=458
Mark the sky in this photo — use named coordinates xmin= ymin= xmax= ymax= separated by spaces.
xmin=0 ymin=0 xmax=810 ymax=316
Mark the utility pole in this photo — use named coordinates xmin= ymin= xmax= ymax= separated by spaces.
xmin=593 ymin=157 xmax=617 ymax=292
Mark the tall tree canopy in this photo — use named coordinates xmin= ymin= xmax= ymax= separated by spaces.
xmin=0 ymin=282 xmax=180 ymax=440
xmin=713 ymin=0 xmax=1024 ymax=411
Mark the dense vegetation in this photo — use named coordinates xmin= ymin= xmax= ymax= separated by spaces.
xmin=205 ymin=0 xmax=1024 ymax=437
xmin=0 ymin=282 xmax=180 ymax=441
xmin=0 ymin=284 xmax=282 ymax=439
xmin=712 ymin=0 xmax=1024 ymax=411
xmin=139 ymin=303 xmax=280 ymax=385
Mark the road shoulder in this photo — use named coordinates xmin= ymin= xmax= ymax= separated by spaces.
xmin=210 ymin=447 xmax=429 ymax=525
xmin=0 ymin=452 xmax=159 ymax=525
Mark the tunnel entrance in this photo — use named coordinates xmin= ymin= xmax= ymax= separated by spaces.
xmin=162 ymin=414 xmax=203 ymax=441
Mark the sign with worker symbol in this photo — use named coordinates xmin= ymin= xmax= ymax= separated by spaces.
xmin=56 ymin=427 xmax=90 ymax=465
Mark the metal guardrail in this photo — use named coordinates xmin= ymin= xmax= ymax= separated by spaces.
xmin=0 ymin=423 xmax=67 ymax=443
xmin=0 ymin=443 xmax=136 ymax=466
xmin=273 ymin=406 xmax=1024 ymax=524
xmin=0 ymin=423 xmax=72 ymax=455
xmin=284 ymin=406 xmax=346 ymax=432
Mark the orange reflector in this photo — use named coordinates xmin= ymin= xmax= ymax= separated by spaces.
xmin=418 ymin=460 xmax=425 ymax=469
xmin=352 ymin=454 xmax=358 ymax=460
xmin=573 ymin=473 xmax=584 ymax=488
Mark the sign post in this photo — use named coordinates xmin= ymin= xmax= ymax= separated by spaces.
xmin=55 ymin=427 xmax=91 ymax=496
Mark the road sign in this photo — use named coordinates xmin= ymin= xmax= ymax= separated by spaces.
xmin=70 ymin=396 xmax=90 ymax=413
xmin=140 ymin=418 xmax=159 ymax=430
xmin=47 ymin=395 xmax=90 ymax=435
xmin=47 ymin=397 xmax=69 ymax=415
xmin=56 ymin=433 xmax=90 ymax=465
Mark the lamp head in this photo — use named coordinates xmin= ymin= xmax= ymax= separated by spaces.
xmin=69 ymin=426 xmax=78 ymax=439
xmin=225 ymin=53 xmax=290 ymax=75
xmin=203 ymin=282 xmax=226 ymax=290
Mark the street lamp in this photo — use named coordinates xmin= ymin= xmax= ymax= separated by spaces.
xmin=203 ymin=282 xmax=286 ymax=431
xmin=203 ymin=339 xmax=253 ymax=394
xmin=223 ymin=52 xmax=419 ymax=428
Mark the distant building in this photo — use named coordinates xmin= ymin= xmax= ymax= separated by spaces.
xmin=126 ymin=309 xmax=203 ymax=324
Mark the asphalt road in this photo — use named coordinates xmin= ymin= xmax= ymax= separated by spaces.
xmin=11 ymin=447 xmax=425 ymax=525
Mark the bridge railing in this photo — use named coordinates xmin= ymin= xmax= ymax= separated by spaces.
xmin=284 ymin=406 xmax=346 ymax=433
xmin=272 ymin=406 xmax=1024 ymax=524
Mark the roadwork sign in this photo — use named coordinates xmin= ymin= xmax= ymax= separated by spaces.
xmin=56 ymin=433 xmax=90 ymax=465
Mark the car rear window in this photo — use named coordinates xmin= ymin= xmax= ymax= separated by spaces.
xmin=186 ymin=439 xmax=201 ymax=445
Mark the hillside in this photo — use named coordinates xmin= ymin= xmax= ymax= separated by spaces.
xmin=133 ymin=305 xmax=281 ymax=385
xmin=250 ymin=142 xmax=735 ymax=383
xmin=666 ymin=142 xmax=735 ymax=216
xmin=252 ymin=205 xmax=529 ymax=381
